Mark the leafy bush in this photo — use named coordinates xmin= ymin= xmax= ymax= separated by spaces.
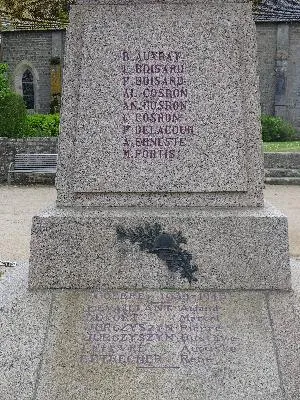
xmin=0 ymin=64 xmax=10 ymax=94
xmin=0 ymin=63 xmax=60 ymax=138
xmin=261 ymin=115 xmax=297 ymax=142
xmin=0 ymin=93 xmax=27 ymax=137
xmin=0 ymin=63 xmax=28 ymax=137
xmin=25 ymin=114 xmax=60 ymax=137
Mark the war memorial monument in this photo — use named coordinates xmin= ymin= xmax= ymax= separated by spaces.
xmin=1 ymin=0 xmax=299 ymax=399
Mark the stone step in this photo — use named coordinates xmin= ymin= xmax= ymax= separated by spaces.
xmin=265 ymin=177 xmax=300 ymax=185
xmin=264 ymin=152 xmax=300 ymax=169
xmin=265 ymin=168 xmax=300 ymax=177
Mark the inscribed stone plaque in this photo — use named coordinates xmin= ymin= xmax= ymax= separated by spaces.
xmin=73 ymin=4 xmax=248 ymax=193
xmin=35 ymin=290 xmax=283 ymax=399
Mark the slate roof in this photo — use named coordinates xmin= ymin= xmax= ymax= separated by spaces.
xmin=254 ymin=0 xmax=300 ymax=22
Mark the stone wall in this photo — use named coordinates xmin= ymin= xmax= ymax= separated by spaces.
xmin=0 ymin=30 xmax=65 ymax=114
xmin=289 ymin=24 xmax=300 ymax=130
xmin=256 ymin=22 xmax=300 ymax=131
xmin=264 ymin=152 xmax=300 ymax=169
xmin=256 ymin=23 xmax=277 ymax=116
xmin=0 ymin=137 xmax=58 ymax=184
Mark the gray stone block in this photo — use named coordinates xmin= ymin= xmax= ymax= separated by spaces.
xmin=56 ymin=0 xmax=264 ymax=208
xmin=265 ymin=177 xmax=300 ymax=185
xmin=29 ymin=203 xmax=291 ymax=290
xmin=2 ymin=261 xmax=300 ymax=400
xmin=0 ymin=263 xmax=52 ymax=400
xmin=266 ymin=260 xmax=300 ymax=399
xmin=33 ymin=289 xmax=285 ymax=400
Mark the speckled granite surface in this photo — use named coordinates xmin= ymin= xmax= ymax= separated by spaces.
xmin=0 ymin=264 xmax=52 ymax=400
xmin=29 ymin=0 xmax=290 ymax=290
xmin=29 ymin=203 xmax=290 ymax=290
xmin=1 ymin=261 xmax=300 ymax=400
xmin=56 ymin=0 xmax=263 ymax=207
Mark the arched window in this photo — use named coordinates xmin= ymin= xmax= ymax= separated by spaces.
xmin=22 ymin=69 xmax=34 ymax=109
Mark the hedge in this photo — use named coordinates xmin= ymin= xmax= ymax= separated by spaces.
xmin=25 ymin=114 xmax=60 ymax=137
xmin=261 ymin=115 xmax=297 ymax=142
xmin=0 ymin=63 xmax=60 ymax=138
xmin=0 ymin=92 xmax=27 ymax=138
xmin=0 ymin=63 xmax=28 ymax=137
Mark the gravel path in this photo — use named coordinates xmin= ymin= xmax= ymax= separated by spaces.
xmin=0 ymin=184 xmax=299 ymax=262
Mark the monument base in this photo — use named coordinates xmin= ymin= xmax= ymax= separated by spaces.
xmin=2 ymin=262 xmax=300 ymax=400
xmin=29 ymin=203 xmax=291 ymax=290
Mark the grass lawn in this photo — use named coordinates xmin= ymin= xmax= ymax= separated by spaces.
xmin=263 ymin=141 xmax=300 ymax=152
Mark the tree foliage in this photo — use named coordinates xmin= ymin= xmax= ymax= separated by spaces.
xmin=0 ymin=0 xmax=75 ymax=25
xmin=0 ymin=0 xmax=263 ymax=25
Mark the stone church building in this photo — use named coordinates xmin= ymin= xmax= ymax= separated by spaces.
xmin=0 ymin=0 xmax=300 ymax=130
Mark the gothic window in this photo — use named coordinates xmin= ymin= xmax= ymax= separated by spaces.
xmin=22 ymin=69 xmax=34 ymax=109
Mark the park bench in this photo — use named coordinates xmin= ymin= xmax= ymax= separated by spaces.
xmin=7 ymin=153 xmax=58 ymax=184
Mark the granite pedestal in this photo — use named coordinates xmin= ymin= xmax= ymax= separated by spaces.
xmin=29 ymin=204 xmax=290 ymax=290
xmin=29 ymin=0 xmax=291 ymax=290
xmin=2 ymin=262 xmax=300 ymax=400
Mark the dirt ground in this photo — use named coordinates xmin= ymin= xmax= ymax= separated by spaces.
xmin=0 ymin=184 xmax=299 ymax=262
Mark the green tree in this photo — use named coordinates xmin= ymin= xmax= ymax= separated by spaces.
xmin=0 ymin=0 xmax=75 ymax=25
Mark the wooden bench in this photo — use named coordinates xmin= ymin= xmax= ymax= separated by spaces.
xmin=7 ymin=153 xmax=58 ymax=184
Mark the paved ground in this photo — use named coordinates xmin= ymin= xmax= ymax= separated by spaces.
xmin=0 ymin=185 xmax=57 ymax=261
xmin=264 ymin=185 xmax=300 ymax=259
xmin=0 ymin=184 xmax=299 ymax=261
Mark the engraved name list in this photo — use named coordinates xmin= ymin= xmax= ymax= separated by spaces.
xmin=121 ymin=51 xmax=194 ymax=160
xmin=81 ymin=292 xmax=240 ymax=370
